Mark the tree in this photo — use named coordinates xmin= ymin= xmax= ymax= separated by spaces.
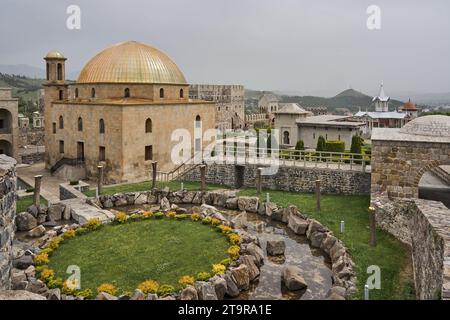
xmin=350 ymin=135 xmax=362 ymax=154
xmin=316 ymin=135 xmax=325 ymax=151
xmin=295 ymin=140 xmax=304 ymax=150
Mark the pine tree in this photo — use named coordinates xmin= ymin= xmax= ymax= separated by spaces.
xmin=316 ymin=135 xmax=325 ymax=151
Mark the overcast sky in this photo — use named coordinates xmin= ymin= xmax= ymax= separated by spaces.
xmin=1 ymin=0 xmax=449 ymax=96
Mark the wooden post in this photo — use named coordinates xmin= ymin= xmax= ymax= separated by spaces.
xmin=256 ymin=167 xmax=262 ymax=195
xmin=151 ymin=161 xmax=158 ymax=189
xmin=200 ymin=165 xmax=206 ymax=192
xmin=369 ymin=206 xmax=377 ymax=247
xmin=97 ymin=165 xmax=103 ymax=196
xmin=315 ymin=179 xmax=321 ymax=211
xmin=33 ymin=175 xmax=42 ymax=207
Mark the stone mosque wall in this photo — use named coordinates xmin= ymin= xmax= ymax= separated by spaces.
xmin=0 ymin=155 xmax=17 ymax=289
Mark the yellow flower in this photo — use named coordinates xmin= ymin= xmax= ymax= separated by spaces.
xmin=178 ymin=275 xmax=195 ymax=287
xmin=228 ymin=233 xmax=241 ymax=245
xmin=86 ymin=218 xmax=102 ymax=230
xmin=96 ymin=283 xmax=117 ymax=295
xmin=34 ymin=252 xmax=49 ymax=265
xmin=191 ymin=213 xmax=201 ymax=221
xmin=115 ymin=211 xmax=128 ymax=223
xmin=227 ymin=245 xmax=241 ymax=260
xmin=40 ymin=268 xmax=55 ymax=282
xmin=138 ymin=280 xmax=159 ymax=294
xmin=212 ymin=264 xmax=226 ymax=275
xmin=62 ymin=229 xmax=76 ymax=239
xmin=167 ymin=211 xmax=176 ymax=219
xmin=211 ymin=218 xmax=221 ymax=226
xmin=143 ymin=211 xmax=153 ymax=219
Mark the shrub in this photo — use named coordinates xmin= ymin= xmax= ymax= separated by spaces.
xmin=178 ymin=275 xmax=195 ymax=288
xmin=86 ymin=218 xmax=102 ymax=231
xmin=316 ymin=135 xmax=326 ymax=152
xmin=175 ymin=214 xmax=188 ymax=220
xmin=62 ymin=229 xmax=76 ymax=239
xmin=130 ymin=214 xmax=143 ymax=221
xmin=220 ymin=258 xmax=232 ymax=267
xmin=196 ymin=272 xmax=211 ymax=281
xmin=154 ymin=212 xmax=164 ymax=219
xmin=350 ymin=135 xmax=362 ymax=154
xmin=295 ymin=140 xmax=305 ymax=151
xmin=39 ymin=247 xmax=53 ymax=256
xmin=97 ymin=283 xmax=117 ymax=296
xmin=324 ymin=140 xmax=345 ymax=153
xmin=62 ymin=280 xmax=77 ymax=295
xmin=218 ymin=224 xmax=232 ymax=234
xmin=115 ymin=211 xmax=128 ymax=223
xmin=69 ymin=180 xmax=79 ymax=186
xmin=212 ymin=264 xmax=226 ymax=275
xmin=35 ymin=265 xmax=48 ymax=273
xmin=158 ymin=284 xmax=175 ymax=297
xmin=47 ymin=278 xmax=63 ymax=289
xmin=167 ymin=211 xmax=177 ymax=219
xmin=39 ymin=268 xmax=55 ymax=282
xmin=227 ymin=245 xmax=241 ymax=260
xmin=75 ymin=227 xmax=88 ymax=235
xmin=34 ymin=252 xmax=49 ymax=265
xmin=228 ymin=233 xmax=241 ymax=245
xmin=143 ymin=211 xmax=153 ymax=219
xmin=211 ymin=218 xmax=221 ymax=226
xmin=202 ymin=217 xmax=212 ymax=225
xmin=191 ymin=213 xmax=201 ymax=221
xmin=138 ymin=280 xmax=159 ymax=294
xmin=75 ymin=289 xmax=93 ymax=298
xmin=47 ymin=236 xmax=63 ymax=250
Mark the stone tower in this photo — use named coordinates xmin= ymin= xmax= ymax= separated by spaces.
xmin=372 ymin=82 xmax=390 ymax=112
xmin=43 ymin=51 xmax=68 ymax=168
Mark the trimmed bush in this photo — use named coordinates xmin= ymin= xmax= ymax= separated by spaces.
xmin=324 ymin=140 xmax=345 ymax=153
xmin=316 ymin=135 xmax=326 ymax=151
xmin=295 ymin=140 xmax=304 ymax=151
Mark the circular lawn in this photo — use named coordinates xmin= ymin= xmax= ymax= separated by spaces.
xmin=48 ymin=219 xmax=230 ymax=293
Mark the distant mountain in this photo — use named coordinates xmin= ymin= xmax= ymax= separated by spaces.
xmin=0 ymin=73 xmax=45 ymax=113
xmin=0 ymin=64 xmax=45 ymax=79
xmin=280 ymin=88 xmax=405 ymax=113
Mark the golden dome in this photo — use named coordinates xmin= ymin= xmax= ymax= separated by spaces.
xmin=45 ymin=51 xmax=66 ymax=59
xmin=77 ymin=41 xmax=187 ymax=84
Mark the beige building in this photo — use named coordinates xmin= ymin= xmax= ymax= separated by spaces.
xmin=18 ymin=114 xmax=30 ymax=128
xmin=32 ymin=111 xmax=44 ymax=128
xmin=43 ymin=41 xmax=215 ymax=183
xmin=189 ymin=84 xmax=244 ymax=130
xmin=0 ymin=88 xmax=19 ymax=159
xmin=273 ymin=103 xmax=312 ymax=147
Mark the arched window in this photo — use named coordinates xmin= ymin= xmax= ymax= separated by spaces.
xmin=195 ymin=115 xmax=201 ymax=128
xmin=75 ymin=88 xmax=79 ymax=98
xmin=124 ymin=88 xmax=130 ymax=98
xmin=78 ymin=117 xmax=83 ymax=131
xmin=159 ymin=88 xmax=164 ymax=98
xmin=59 ymin=90 xmax=63 ymax=100
xmin=57 ymin=63 xmax=62 ymax=80
xmin=91 ymin=88 xmax=96 ymax=98
xmin=180 ymin=89 xmax=184 ymax=98
xmin=99 ymin=119 xmax=105 ymax=134
xmin=59 ymin=116 xmax=64 ymax=129
xmin=145 ymin=118 xmax=152 ymax=133
xmin=283 ymin=131 xmax=290 ymax=145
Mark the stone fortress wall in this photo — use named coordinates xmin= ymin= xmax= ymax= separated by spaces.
xmin=0 ymin=155 xmax=17 ymax=289
xmin=181 ymin=163 xmax=370 ymax=195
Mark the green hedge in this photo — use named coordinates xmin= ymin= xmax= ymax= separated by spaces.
xmin=324 ymin=140 xmax=345 ymax=153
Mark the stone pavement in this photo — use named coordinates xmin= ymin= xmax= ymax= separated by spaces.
xmin=61 ymin=198 xmax=114 ymax=225
xmin=17 ymin=162 xmax=69 ymax=203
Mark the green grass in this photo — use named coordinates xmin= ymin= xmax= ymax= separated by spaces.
xmin=83 ymin=180 xmax=228 ymax=197
xmin=16 ymin=195 xmax=46 ymax=213
xmin=48 ymin=219 xmax=230 ymax=293
xmin=237 ymin=189 xmax=415 ymax=300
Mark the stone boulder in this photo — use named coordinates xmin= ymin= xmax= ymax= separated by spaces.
xmin=288 ymin=214 xmax=309 ymax=235
xmin=210 ymin=276 xmax=227 ymax=300
xmin=225 ymin=197 xmax=238 ymax=210
xmin=16 ymin=212 xmax=37 ymax=231
xmin=134 ymin=192 xmax=148 ymax=205
xmin=195 ymin=281 xmax=218 ymax=300
xmin=306 ymin=219 xmax=327 ymax=238
xmin=180 ymin=285 xmax=198 ymax=300
xmin=97 ymin=292 xmax=118 ymax=300
xmin=28 ymin=225 xmax=46 ymax=238
xmin=13 ymin=255 xmax=33 ymax=270
xmin=114 ymin=196 xmax=128 ymax=207
xmin=46 ymin=288 xmax=61 ymax=300
xmin=320 ymin=233 xmax=337 ymax=253
xmin=11 ymin=269 xmax=27 ymax=290
xmin=244 ymin=242 xmax=264 ymax=267
xmin=0 ymin=290 xmax=46 ymax=300
xmin=160 ymin=197 xmax=171 ymax=211
xmin=266 ymin=239 xmax=285 ymax=256
xmin=47 ymin=203 xmax=65 ymax=221
xmin=230 ymin=264 xmax=250 ymax=290
xmin=239 ymin=255 xmax=260 ymax=281
xmin=270 ymin=208 xmax=287 ymax=222
xmin=130 ymin=289 xmax=146 ymax=300
xmin=309 ymin=231 xmax=326 ymax=248
xmin=281 ymin=266 xmax=308 ymax=291
xmin=237 ymin=197 xmax=259 ymax=213
xmin=223 ymin=272 xmax=240 ymax=298
xmin=27 ymin=204 xmax=39 ymax=218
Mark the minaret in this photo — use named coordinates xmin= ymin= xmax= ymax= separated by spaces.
xmin=372 ymin=82 xmax=390 ymax=112
xmin=43 ymin=51 xmax=68 ymax=168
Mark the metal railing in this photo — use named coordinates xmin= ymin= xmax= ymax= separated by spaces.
xmin=50 ymin=157 xmax=85 ymax=174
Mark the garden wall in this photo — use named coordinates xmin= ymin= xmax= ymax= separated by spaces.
xmin=0 ymin=155 xmax=17 ymax=289
xmin=181 ymin=163 xmax=370 ymax=195
xmin=373 ymin=196 xmax=450 ymax=300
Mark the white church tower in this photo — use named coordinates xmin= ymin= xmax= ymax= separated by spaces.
xmin=372 ymin=82 xmax=390 ymax=112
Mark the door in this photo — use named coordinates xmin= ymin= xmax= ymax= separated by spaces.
xmin=77 ymin=141 xmax=85 ymax=160
xmin=235 ymin=165 xmax=245 ymax=189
